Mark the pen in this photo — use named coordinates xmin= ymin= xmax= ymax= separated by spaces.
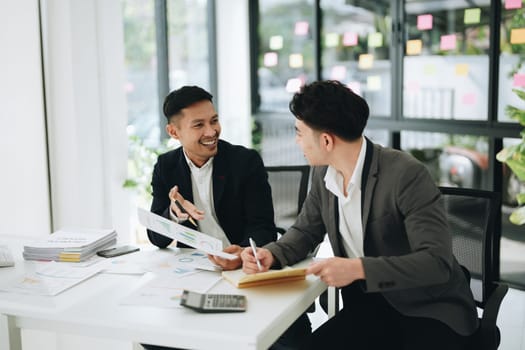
xmin=174 ymin=199 xmax=198 ymax=227
xmin=249 ymin=237 xmax=263 ymax=271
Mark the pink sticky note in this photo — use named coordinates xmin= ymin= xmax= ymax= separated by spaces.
xmin=405 ymin=80 xmax=420 ymax=93
xmin=513 ymin=73 xmax=525 ymax=87
xmin=505 ymin=0 xmax=522 ymax=9
xmin=263 ymin=52 xmax=278 ymax=67
xmin=343 ymin=32 xmax=358 ymax=46
xmin=330 ymin=66 xmax=347 ymax=80
xmin=440 ymin=34 xmax=457 ymax=51
xmin=347 ymin=81 xmax=361 ymax=96
xmin=462 ymin=93 xmax=477 ymax=105
xmin=417 ymin=14 xmax=433 ymax=30
xmin=295 ymin=21 xmax=309 ymax=36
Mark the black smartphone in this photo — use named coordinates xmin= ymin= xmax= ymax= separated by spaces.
xmin=96 ymin=245 xmax=140 ymax=258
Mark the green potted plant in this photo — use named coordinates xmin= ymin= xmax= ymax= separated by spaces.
xmin=496 ymin=88 xmax=525 ymax=225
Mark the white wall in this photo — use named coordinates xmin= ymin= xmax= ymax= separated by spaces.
xmin=216 ymin=0 xmax=253 ymax=147
xmin=0 ymin=0 xmax=51 ymax=236
xmin=41 ymin=0 xmax=129 ymax=238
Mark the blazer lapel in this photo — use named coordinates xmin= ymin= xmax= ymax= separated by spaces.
xmin=361 ymin=138 xmax=378 ymax=235
xmin=212 ymin=142 xmax=227 ymax=209
xmin=175 ymin=151 xmax=194 ymax=202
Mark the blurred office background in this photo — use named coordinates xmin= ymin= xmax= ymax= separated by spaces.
xmin=1 ymin=0 xmax=524 ymax=349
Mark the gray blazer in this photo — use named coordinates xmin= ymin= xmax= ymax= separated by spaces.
xmin=265 ymin=139 xmax=479 ymax=336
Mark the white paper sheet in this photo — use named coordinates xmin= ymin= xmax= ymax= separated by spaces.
xmin=137 ymin=208 xmax=237 ymax=260
xmin=0 ymin=261 xmax=104 ymax=296
xmin=120 ymin=273 xmax=223 ymax=308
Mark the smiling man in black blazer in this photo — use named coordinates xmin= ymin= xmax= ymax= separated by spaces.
xmin=144 ymin=86 xmax=310 ymax=350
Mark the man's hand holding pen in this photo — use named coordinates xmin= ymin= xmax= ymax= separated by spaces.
xmin=241 ymin=246 xmax=274 ymax=274
xmin=169 ymin=185 xmax=204 ymax=227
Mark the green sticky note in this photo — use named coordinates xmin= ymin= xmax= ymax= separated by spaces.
xmin=424 ymin=64 xmax=436 ymax=75
xmin=368 ymin=32 xmax=383 ymax=48
xmin=464 ymin=8 xmax=481 ymax=25
xmin=325 ymin=33 xmax=339 ymax=48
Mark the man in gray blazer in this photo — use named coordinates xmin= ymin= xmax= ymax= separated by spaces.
xmin=241 ymin=80 xmax=478 ymax=350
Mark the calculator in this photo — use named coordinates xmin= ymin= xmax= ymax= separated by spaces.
xmin=180 ymin=290 xmax=247 ymax=313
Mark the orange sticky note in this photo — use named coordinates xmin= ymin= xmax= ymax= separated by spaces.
xmin=406 ymin=39 xmax=422 ymax=55
xmin=455 ymin=64 xmax=469 ymax=76
xmin=289 ymin=54 xmax=303 ymax=68
xmin=358 ymin=54 xmax=374 ymax=69
xmin=510 ymin=28 xmax=525 ymax=44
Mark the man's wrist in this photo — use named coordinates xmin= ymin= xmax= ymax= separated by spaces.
xmin=169 ymin=207 xmax=187 ymax=224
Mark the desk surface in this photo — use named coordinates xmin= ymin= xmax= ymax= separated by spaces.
xmin=0 ymin=235 xmax=326 ymax=350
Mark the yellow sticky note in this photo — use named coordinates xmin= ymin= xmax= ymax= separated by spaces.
xmin=406 ymin=39 xmax=422 ymax=55
xmin=455 ymin=64 xmax=469 ymax=76
xmin=325 ymin=33 xmax=339 ymax=47
xmin=464 ymin=8 xmax=481 ymax=25
xmin=289 ymin=54 xmax=303 ymax=68
xmin=368 ymin=33 xmax=383 ymax=48
xmin=510 ymin=28 xmax=525 ymax=44
xmin=367 ymin=76 xmax=381 ymax=91
xmin=358 ymin=54 xmax=374 ymax=69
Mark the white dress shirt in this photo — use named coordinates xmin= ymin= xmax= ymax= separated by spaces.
xmin=175 ymin=152 xmax=231 ymax=248
xmin=323 ymin=138 xmax=367 ymax=258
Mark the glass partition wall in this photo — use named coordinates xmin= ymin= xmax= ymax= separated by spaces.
xmin=252 ymin=0 xmax=524 ymax=288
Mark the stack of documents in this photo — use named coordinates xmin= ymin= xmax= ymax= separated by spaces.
xmin=222 ymin=267 xmax=307 ymax=288
xmin=23 ymin=228 xmax=117 ymax=262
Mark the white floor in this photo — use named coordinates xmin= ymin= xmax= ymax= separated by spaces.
xmin=307 ymin=287 xmax=525 ymax=350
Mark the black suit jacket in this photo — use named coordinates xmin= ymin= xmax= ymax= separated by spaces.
xmin=148 ymin=140 xmax=277 ymax=248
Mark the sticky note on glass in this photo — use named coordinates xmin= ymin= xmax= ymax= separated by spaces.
xmin=510 ymin=28 xmax=525 ymax=44
xmin=367 ymin=76 xmax=382 ymax=91
xmin=295 ymin=21 xmax=309 ymax=36
xmin=406 ymin=39 xmax=422 ymax=55
xmin=325 ymin=33 xmax=339 ymax=47
xmin=269 ymin=36 xmax=283 ymax=50
xmin=368 ymin=33 xmax=383 ymax=48
xmin=347 ymin=81 xmax=361 ymax=95
xmin=330 ymin=65 xmax=347 ymax=80
xmin=358 ymin=54 xmax=374 ymax=69
xmin=405 ymin=80 xmax=420 ymax=93
xmin=462 ymin=93 xmax=477 ymax=105
xmin=343 ymin=32 xmax=358 ymax=46
xmin=417 ymin=14 xmax=433 ymax=30
xmin=513 ymin=73 xmax=525 ymax=87
xmin=464 ymin=8 xmax=481 ymax=25
xmin=455 ymin=64 xmax=469 ymax=76
xmin=424 ymin=64 xmax=436 ymax=75
xmin=264 ymin=52 xmax=278 ymax=67
xmin=440 ymin=34 xmax=457 ymax=51
xmin=505 ymin=0 xmax=522 ymax=10
xmin=286 ymin=78 xmax=302 ymax=93
xmin=289 ymin=54 xmax=303 ymax=68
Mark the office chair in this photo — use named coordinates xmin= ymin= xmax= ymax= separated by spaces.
xmin=265 ymin=165 xmax=310 ymax=235
xmin=439 ymin=186 xmax=508 ymax=350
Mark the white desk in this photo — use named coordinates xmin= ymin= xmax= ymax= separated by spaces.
xmin=0 ymin=236 xmax=326 ymax=350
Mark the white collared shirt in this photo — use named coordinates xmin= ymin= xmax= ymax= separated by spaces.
xmin=323 ymin=138 xmax=367 ymax=258
xmin=180 ymin=152 xmax=231 ymax=248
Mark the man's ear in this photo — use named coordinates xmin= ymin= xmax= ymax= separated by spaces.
xmin=166 ymin=123 xmax=180 ymax=140
xmin=320 ymin=132 xmax=334 ymax=151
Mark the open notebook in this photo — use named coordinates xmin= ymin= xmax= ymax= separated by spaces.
xmin=222 ymin=267 xmax=307 ymax=288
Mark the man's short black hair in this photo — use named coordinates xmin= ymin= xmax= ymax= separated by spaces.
xmin=289 ymin=80 xmax=369 ymax=142
xmin=163 ymin=86 xmax=213 ymax=121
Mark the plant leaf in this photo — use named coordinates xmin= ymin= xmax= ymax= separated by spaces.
xmin=507 ymin=159 xmax=525 ymax=181
xmin=517 ymin=193 xmax=525 ymax=206
xmin=509 ymin=206 xmax=525 ymax=225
